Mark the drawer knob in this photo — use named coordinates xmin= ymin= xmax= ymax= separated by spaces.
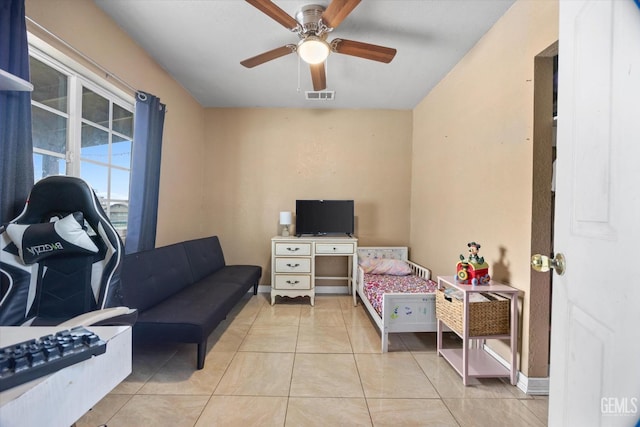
xmin=287 ymin=247 xmax=299 ymax=252
xmin=286 ymin=263 xmax=300 ymax=268
xmin=286 ymin=280 xmax=300 ymax=285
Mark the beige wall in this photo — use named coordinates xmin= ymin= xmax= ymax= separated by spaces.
xmin=25 ymin=0 xmax=207 ymax=247
xmin=203 ymin=108 xmax=413 ymax=279
xmin=410 ymin=0 xmax=558 ymax=377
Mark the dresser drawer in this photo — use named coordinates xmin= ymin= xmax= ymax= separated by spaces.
xmin=273 ymin=274 xmax=312 ymax=290
xmin=315 ymin=243 xmax=355 ymax=254
xmin=275 ymin=257 xmax=312 ymax=273
xmin=274 ymin=242 xmax=312 ymax=256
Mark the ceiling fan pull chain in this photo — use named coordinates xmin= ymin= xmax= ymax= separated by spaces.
xmin=326 ymin=56 xmax=329 ymax=79
xmin=297 ymin=54 xmax=301 ymax=92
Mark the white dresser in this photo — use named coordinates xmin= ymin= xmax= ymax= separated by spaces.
xmin=271 ymin=236 xmax=358 ymax=305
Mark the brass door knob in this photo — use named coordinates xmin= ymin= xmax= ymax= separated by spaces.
xmin=531 ymin=253 xmax=566 ymax=275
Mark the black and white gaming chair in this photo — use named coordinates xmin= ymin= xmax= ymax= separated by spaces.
xmin=0 ymin=176 xmax=136 ymax=327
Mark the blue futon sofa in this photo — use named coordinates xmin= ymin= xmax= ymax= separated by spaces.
xmin=120 ymin=236 xmax=261 ymax=369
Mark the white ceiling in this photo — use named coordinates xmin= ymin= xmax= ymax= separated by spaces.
xmin=94 ymin=0 xmax=516 ymax=110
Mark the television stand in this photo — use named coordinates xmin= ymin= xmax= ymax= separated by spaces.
xmin=270 ymin=235 xmax=358 ymax=305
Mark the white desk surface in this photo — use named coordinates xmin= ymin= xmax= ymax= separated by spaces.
xmin=0 ymin=325 xmax=132 ymax=427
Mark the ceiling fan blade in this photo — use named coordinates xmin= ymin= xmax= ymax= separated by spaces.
xmin=310 ymin=63 xmax=327 ymax=91
xmin=322 ymin=0 xmax=361 ymax=29
xmin=245 ymin=0 xmax=299 ymax=30
xmin=332 ymin=39 xmax=397 ymax=63
xmin=240 ymin=45 xmax=295 ymax=68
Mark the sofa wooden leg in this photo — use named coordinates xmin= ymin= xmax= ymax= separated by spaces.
xmin=197 ymin=340 xmax=207 ymax=369
xmin=253 ymin=283 xmax=258 ymax=295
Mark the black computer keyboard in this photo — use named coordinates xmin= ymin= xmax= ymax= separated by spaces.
xmin=0 ymin=326 xmax=107 ymax=392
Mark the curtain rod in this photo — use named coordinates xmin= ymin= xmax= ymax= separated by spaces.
xmin=26 ymin=16 xmax=139 ymax=96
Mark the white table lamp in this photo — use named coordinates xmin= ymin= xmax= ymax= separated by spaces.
xmin=279 ymin=211 xmax=292 ymax=237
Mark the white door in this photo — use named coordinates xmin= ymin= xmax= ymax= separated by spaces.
xmin=549 ymin=1 xmax=640 ymax=426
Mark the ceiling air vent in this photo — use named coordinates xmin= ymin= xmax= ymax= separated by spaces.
xmin=305 ymin=90 xmax=335 ymax=101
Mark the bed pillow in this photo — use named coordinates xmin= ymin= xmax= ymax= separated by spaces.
xmin=360 ymin=258 xmax=412 ymax=276
xmin=5 ymin=212 xmax=98 ymax=265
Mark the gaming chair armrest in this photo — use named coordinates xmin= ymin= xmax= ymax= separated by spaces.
xmin=57 ymin=307 xmax=138 ymax=328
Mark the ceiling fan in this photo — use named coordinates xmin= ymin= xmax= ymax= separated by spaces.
xmin=240 ymin=0 xmax=397 ymax=91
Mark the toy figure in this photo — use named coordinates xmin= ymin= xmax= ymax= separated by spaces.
xmin=457 ymin=241 xmax=490 ymax=285
xmin=464 ymin=241 xmax=484 ymax=264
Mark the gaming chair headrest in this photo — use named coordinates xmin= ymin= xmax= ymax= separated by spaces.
xmin=16 ymin=176 xmax=108 ymax=232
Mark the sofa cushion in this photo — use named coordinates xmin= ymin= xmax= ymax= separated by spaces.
xmin=133 ymin=279 xmax=248 ymax=343
xmin=182 ymin=236 xmax=226 ymax=282
xmin=207 ymin=265 xmax=262 ymax=291
xmin=121 ymin=242 xmax=193 ymax=312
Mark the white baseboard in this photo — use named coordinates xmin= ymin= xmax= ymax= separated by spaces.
xmin=315 ymin=285 xmax=350 ymax=294
xmin=517 ymin=376 xmax=550 ymax=396
xmin=483 ymin=344 xmax=549 ymax=395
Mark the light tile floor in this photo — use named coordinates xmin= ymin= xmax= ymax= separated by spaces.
xmin=77 ymin=293 xmax=548 ymax=427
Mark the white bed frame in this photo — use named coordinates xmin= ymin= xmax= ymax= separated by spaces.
xmin=353 ymin=247 xmax=438 ymax=352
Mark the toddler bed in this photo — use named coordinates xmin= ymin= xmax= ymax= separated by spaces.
xmin=353 ymin=247 xmax=438 ymax=352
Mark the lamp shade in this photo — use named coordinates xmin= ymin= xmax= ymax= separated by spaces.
xmin=297 ymin=36 xmax=330 ymax=64
xmin=279 ymin=211 xmax=292 ymax=225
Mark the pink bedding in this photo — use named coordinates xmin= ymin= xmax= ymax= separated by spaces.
xmin=363 ymin=273 xmax=438 ymax=316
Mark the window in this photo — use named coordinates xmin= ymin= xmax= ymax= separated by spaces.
xmin=29 ymin=49 xmax=134 ymax=240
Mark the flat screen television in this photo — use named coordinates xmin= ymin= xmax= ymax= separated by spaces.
xmin=295 ymin=200 xmax=354 ymax=237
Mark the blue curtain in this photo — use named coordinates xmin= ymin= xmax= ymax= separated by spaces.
xmin=0 ymin=0 xmax=34 ymax=225
xmin=125 ymin=91 xmax=165 ymax=254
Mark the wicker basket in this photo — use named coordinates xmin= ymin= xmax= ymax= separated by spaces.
xmin=435 ymin=288 xmax=509 ymax=336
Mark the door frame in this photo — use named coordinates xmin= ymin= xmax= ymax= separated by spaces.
xmin=529 ymin=41 xmax=558 ymax=381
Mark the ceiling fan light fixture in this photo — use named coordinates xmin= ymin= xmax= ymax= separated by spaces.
xmin=297 ymin=36 xmax=330 ymax=64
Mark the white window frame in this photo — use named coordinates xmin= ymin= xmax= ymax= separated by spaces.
xmin=28 ymin=33 xmax=135 ymax=237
